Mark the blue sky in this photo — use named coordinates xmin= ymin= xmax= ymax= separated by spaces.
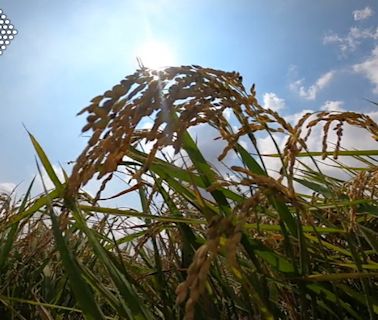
xmin=1 ymin=0 xmax=378 ymax=196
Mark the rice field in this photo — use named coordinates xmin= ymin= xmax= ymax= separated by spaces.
xmin=0 ymin=65 xmax=377 ymax=319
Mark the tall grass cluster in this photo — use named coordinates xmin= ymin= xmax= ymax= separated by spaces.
xmin=0 ymin=66 xmax=377 ymax=319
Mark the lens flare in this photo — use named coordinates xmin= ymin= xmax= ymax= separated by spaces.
xmin=135 ymin=40 xmax=176 ymax=69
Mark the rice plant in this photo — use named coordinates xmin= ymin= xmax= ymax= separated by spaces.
xmin=0 ymin=65 xmax=377 ymax=319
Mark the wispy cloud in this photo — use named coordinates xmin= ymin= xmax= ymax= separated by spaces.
xmin=323 ymin=27 xmax=378 ymax=54
xmin=290 ymin=71 xmax=335 ymax=100
xmin=322 ymin=7 xmax=378 ymax=94
xmin=353 ymin=46 xmax=378 ymax=94
xmin=353 ymin=6 xmax=374 ymax=21
xmin=262 ymin=92 xmax=285 ymax=111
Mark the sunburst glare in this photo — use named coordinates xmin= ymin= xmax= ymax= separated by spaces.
xmin=135 ymin=40 xmax=176 ymax=69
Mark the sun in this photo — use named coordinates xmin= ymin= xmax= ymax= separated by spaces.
xmin=135 ymin=40 xmax=176 ymax=69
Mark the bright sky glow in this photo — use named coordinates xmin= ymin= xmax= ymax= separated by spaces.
xmin=135 ymin=40 xmax=176 ymax=69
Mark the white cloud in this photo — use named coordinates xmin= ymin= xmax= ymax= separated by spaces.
xmin=353 ymin=6 xmax=374 ymax=21
xmin=305 ymin=110 xmax=378 ymax=181
xmin=323 ymin=27 xmax=378 ymax=54
xmin=353 ymin=46 xmax=378 ymax=93
xmin=290 ymin=71 xmax=335 ymax=100
xmin=263 ymin=92 xmax=285 ymax=111
xmin=284 ymin=109 xmax=314 ymax=124
xmin=284 ymin=109 xmax=378 ymax=155
xmin=223 ymin=108 xmax=232 ymax=120
xmin=254 ymin=108 xmax=378 ymax=194
xmin=320 ymin=100 xmax=345 ymax=112
xmin=35 ymin=164 xmax=65 ymax=193
xmin=0 ymin=182 xmax=17 ymax=194
xmin=340 ymin=111 xmax=378 ymax=150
